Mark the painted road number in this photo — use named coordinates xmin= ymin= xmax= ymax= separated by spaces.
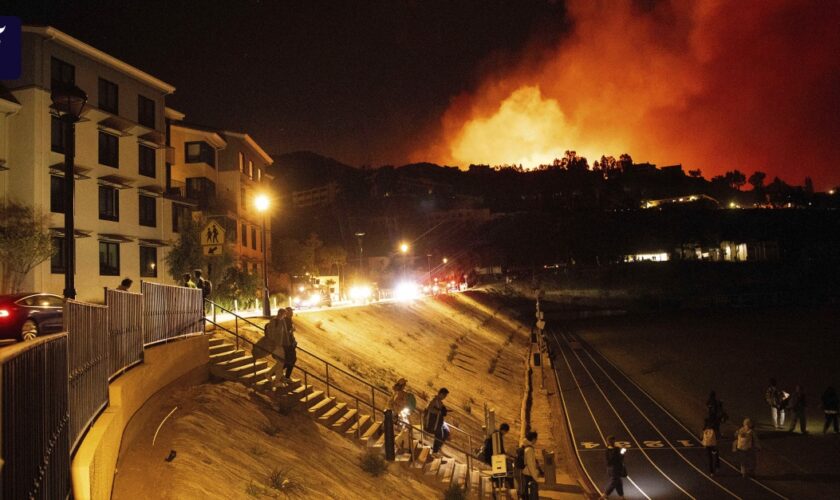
xmin=643 ymin=440 xmax=664 ymax=447
xmin=581 ymin=442 xmax=600 ymax=449
xmin=676 ymin=440 xmax=694 ymax=447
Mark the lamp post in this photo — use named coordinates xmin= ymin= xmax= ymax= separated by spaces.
xmin=399 ymin=242 xmax=409 ymax=279
xmin=255 ymin=194 xmax=271 ymax=317
xmin=355 ymin=231 xmax=365 ymax=279
xmin=426 ymin=253 xmax=432 ymax=287
xmin=51 ymin=85 xmax=87 ymax=300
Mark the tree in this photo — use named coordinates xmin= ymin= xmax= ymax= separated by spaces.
xmin=724 ymin=170 xmax=747 ymax=190
xmin=316 ymin=245 xmax=348 ymax=275
xmin=215 ymin=266 xmax=259 ymax=309
xmin=165 ymin=215 xmax=232 ymax=286
xmin=618 ymin=153 xmax=633 ymax=172
xmin=688 ymin=169 xmax=702 ymax=178
xmin=748 ymin=171 xmax=766 ymax=191
xmin=0 ymin=202 xmax=54 ymax=293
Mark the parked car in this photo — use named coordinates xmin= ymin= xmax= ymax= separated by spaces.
xmin=0 ymin=293 xmax=65 ymax=341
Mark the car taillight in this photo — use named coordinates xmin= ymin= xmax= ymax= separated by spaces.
xmin=0 ymin=309 xmax=10 ymax=319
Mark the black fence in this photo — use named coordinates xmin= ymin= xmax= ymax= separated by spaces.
xmin=65 ymin=299 xmax=110 ymax=451
xmin=142 ymin=281 xmax=203 ymax=346
xmin=106 ymin=289 xmax=144 ymax=379
xmin=0 ymin=334 xmax=71 ymax=499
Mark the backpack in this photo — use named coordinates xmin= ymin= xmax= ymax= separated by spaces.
xmin=736 ymin=430 xmax=753 ymax=451
xmin=701 ymin=428 xmax=717 ymax=447
xmin=200 ymin=278 xmax=213 ymax=298
xmin=515 ymin=445 xmax=531 ymax=470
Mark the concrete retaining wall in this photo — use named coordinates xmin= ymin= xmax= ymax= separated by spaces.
xmin=71 ymin=335 xmax=209 ymax=500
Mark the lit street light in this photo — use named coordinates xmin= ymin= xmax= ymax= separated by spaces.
xmin=255 ymin=194 xmax=271 ymax=316
xmin=51 ymin=84 xmax=88 ymax=299
xmin=426 ymin=253 xmax=432 ymax=287
xmin=355 ymin=231 xmax=366 ymax=279
xmin=399 ymin=242 xmax=409 ymax=278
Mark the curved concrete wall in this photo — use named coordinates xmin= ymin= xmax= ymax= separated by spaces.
xmin=71 ymin=335 xmax=208 ymax=500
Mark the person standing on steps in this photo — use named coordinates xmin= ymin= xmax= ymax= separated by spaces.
xmin=265 ymin=309 xmax=294 ymax=390
xmin=389 ymin=378 xmax=415 ymax=453
xmin=601 ymin=435 xmax=626 ymax=499
xmin=284 ymin=307 xmax=295 ymax=333
xmin=733 ymin=417 xmax=761 ymax=478
xmin=194 ymin=269 xmax=212 ymax=313
xmin=821 ymin=386 xmax=839 ymax=434
xmin=702 ymin=418 xmax=720 ymax=475
xmin=482 ymin=422 xmax=510 ymax=465
xmin=518 ymin=430 xmax=542 ymax=500
xmin=423 ymin=387 xmax=449 ymax=456
xmin=787 ymin=385 xmax=807 ymax=434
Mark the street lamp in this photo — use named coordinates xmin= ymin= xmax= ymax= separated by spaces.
xmin=51 ymin=84 xmax=87 ymax=300
xmin=355 ymin=231 xmax=366 ymax=279
xmin=426 ymin=253 xmax=432 ymax=287
xmin=399 ymin=242 xmax=409 ymax=278
xmin=254 ymin=194 xmax=271 ymax=316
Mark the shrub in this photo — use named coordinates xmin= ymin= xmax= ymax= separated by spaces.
xmin=443 ymin=483 xmax=468 ymax=500
xmin=245 ymin=481 xmax=264 ymax=497
xmin=267 ymin=468 xmax=305 ymax=497
xmin=360 ymin=450 xmax=388 ymax=476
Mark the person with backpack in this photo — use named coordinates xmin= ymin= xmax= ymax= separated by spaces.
xmin=264 ymin=309 xmax=290 ymax=389
xmin=482 ymin=423 xmax=510 ymax=465
xmin=701 ymin=418 xmax=720 ymax=475
xmin=733 ymin=417 xmax=761 ymax=478
xmin=517 ymin=430 xmax=542 ymax=500
xmin=706 ymin=390 xmax=728 ymax=437
xmin=601 ymin=435 xmax=626 ymax=499
xmin=194 ymin=269 xmax=212 ymax=299
xmin=423 ymin=388 xmax=449 ymax=456
xmin=764 ymin=378 xmax=786 ymax=429
xmin=182 ymin=272 xmax=197 ymax=288
xmin=787 ymin=385 xmax=807 ymax=434
xmin=821 ymin=386 xmax=839 ymax=434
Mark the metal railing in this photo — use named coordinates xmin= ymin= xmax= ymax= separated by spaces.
xmin=205 ymin=300 xmax=489 ymax=486
xmin=0 ymin=334 xmax=71 ymax=499
xmin=65 ymin=299 xmax=110 ymax=451
xmin=105 ymin=289 xmax=144 ymax=379
xmin=142 ymin=281 xmax=203 ymax=346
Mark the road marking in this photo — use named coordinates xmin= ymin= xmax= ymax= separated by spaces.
xmin=571 ymin=332 xmax=789 ymax=500
xmin=557 ymin=330 xmax=694 ymax=499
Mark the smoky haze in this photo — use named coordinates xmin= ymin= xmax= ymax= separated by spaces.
xmin=415 ymin=0 xmax=840 ymax=187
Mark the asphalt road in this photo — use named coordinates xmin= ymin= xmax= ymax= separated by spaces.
xmin=548 ymin=329 xmax=788 ymax=500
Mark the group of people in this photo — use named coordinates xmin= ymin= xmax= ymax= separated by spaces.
xmin=264 ymin=307 xmax=298 ymax=386
xmin=764 ymin=379 xmax=839 ymax=434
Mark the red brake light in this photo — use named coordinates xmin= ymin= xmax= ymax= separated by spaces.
xmin=0 ymin=309 xmax=10 ymax=319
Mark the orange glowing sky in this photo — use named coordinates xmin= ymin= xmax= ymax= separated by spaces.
xmin=415 ymin=0 xmax=840 ymax=187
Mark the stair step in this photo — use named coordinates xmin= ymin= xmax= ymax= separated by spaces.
xmin=216 ymin=353 xmax=254 ymax=368
xmin=291 ymin=384 xmax=313 ymax=398
xmin=452 ymin=462 xmax=467 ymax=486
xmin=346 ymin=414 xmax=371 ymax=438
xmin=209 ymin=343 xmax=235 ymax=354
xmin=413 ymin=446 xmax=431 ymax=468
xmin=438 ymin=458 xmax=456 ymax=483
xmin=238 ymin=366 xmax=273 ymax=383
xmin=226 ymin=359 xmax=268 ymax=375
xmin=308 ymin=397 xmax=336 ymax=417
xmin=208 ymin=337 xmax=226 ymax=347
xmin=361 ymin=421 xmax=382 ymax=443
xmin=470 ymin=468 xmax=481 ymax=493
xmin=332 ymin=409 xmax=358 ymax=433
xmin=300 ymin=389 xmax=325 ymax=407
xmin=425 ymin=457 xmax=441 ymax=475
xmin=319 ymin=403 xmax=348 ymax=425
xmin=480 ymin=476 xmax=492 ymax=499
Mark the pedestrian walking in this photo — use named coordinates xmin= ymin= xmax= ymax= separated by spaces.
xmin=182 ymin=273 xmax=197 ymax=288
xmin=284 ymin=307 xmax=295 ymax=334
xmin=517 ymin=430 xmax=542 ymax=500
xmin=264 ymin=309 xmax=289 ymax=390
xmin=601 ymin=435 xmax=626 ymax=499
xmin=787 ymin=385 xmax=807 ymax=434
xmin=733 ymin=418 xmax=761 ymax=478
xmin=389 ymin=378 xmax=417 ymax=452
xmin=706 ymin=390 xmax=728 ymax=437
xmin=116 ymin=277 xmax=132 ymax=291
xmin=821 ymin=386 xmax=839 ymax=434
xmin=701 ymin=418 xmax=720 ymax=475
xmin=482 ymin=422 xmax=510 ymax=465
xmin=423 ymin=388 xmax=449 ymax=456
xmin=764 ymin=378 xmax=786 ymax=429
xmin=194 ymin=269 xmax=212 ymax=300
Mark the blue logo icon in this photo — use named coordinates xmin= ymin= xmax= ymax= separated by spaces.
xmin=0 ymin=17 xmax=22 ymax=80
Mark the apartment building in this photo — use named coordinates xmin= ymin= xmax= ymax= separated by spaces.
xmin=166 ymin=116 xmax=273 ymax=278
xmin=0 ymin=26 xmax=176 ymax=301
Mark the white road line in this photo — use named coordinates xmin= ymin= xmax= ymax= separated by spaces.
xmin=576 ymin=335 xmax=741 ymax=499
xmin=572 ymin=332 xmax=789 ymax=500
xmin=552 ymin=330 xmax=653 ymax=500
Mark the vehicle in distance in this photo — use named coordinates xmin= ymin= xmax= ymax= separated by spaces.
xmin=0 ymin=293 xmax=65 ymax=342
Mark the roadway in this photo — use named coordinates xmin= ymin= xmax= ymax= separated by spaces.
xmin=547 ymin=329 xmax=787 ymax=500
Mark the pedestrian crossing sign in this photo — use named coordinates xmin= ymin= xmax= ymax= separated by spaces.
xmin=201 ymin=221 xmax=225 ymax=257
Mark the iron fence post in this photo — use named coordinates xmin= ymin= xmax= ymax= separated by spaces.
xmin=325 ymin=362 xmax=330 ymax=398
xmin=371 ymin=386 xmax=376 ymax=422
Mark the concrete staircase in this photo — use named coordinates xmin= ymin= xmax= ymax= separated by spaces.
xmin=208 ymin=336 xmax=513 ymax=498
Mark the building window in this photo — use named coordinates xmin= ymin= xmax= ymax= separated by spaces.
xmin=99 ymin=241 xmax=120 ymax=276
xmin=139 ymin=195 xmax=156 ymax=227
xmin=257 ymin=168 xmax=262 ymax=182
xmin=248 ymin=160 xmax=253 ymax=179
xmin=241 ymin=223 xmax=247 ymax=247
xmin=138 ymin=95 xmax=155 ymax=128
xmin=185 ymin=141 xmax=215 ymax=166
xmin=239 ymin=152 xmax=244 ymax=172
xmin=50 ymin=57 xmax=75 ymax=88
xmin=99 ymin=185 xmax=119 ymax=221
xmin=172 ymin=203 xmax=189 ymax=233
xmin=51 ymin=237 xmax=66 ymax=274
xmin=251 ymin=227 xmax=257 ymax=250
xmin=186 ymin=177 xmax=216 ymax=209
xmin=51 ymin=116 xmax=67 ymax=153
xmin=139 ymin=144 xmax=156 ymax=177
xmin=50 ymin=175 xmax=64 ymax=213
xmin=99 ymin=131 xmax=119 ymax=167
xmin=98 ymin=78 xmax=119 ymax=114
xmin=140 ymin=246 xmax=157 ymax=277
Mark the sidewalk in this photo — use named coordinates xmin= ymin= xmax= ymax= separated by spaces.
xmin=530 ymin=361 xmax=586 ymax=499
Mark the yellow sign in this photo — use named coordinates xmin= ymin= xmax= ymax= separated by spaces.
xmin=201 ymin=221 xmax=226 ymax=246
xmin=203 ymin=245 xmax=222 ymax=256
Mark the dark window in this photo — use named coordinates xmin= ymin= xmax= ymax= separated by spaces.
xmin=139 ymin=145 xmax=156 ymax=177
xmin=138 ymin=95 xmax=155 ymax=128
xmin=98 ymin=78 xmax=118 ymax=114
xmin=99 ymin=185 xmax=119 ymax=221
xmin=139 ymin=195 xmax=156 ymax=227
xmin=241 ymin=223 xmax=247 ymax=247
xmin=51 ymin=116 xmax=67 ymax=153
xmin=172 ymin=203 xmax=189 ymax=233
xmin=185 ymin=177 xmax=216 ymax=209
xmin=50 ymin=175 xmax=64 ymax=213
xmin=251 ymin=227 xmax=257 ymax=250
xmin=99 ymin=241 xmax=120 ymax=276
xmin=98 ymin=131 xmax=119 ymax=167
xmin=184 ymin=141 xmax=215 ymax=166
xmin=140 ymin=246 xmax=157 ymax=277
xmin=50 ymin=57 xmax=75 ymax=88
xmin=51 ymin=237 xmax=66 ymax=274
